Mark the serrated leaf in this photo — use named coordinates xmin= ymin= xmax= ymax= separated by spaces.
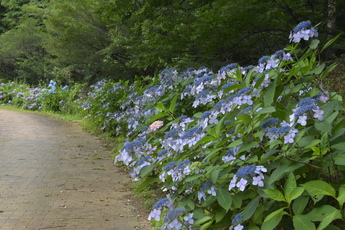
xmin=302 ymin=180 xmax=336 ymax=197
xmin=216 ymin=188 xmax=232 ymax=211
xmin=268 ymin=164 xmax=290 ymax=184
xmin=242 ymin=196 xmax=260 ymax=221
xmin=321 ymin=34 xmax=341 ymax=53
xmin=304 ymin=139 xmax=321 ymax=149
xmin=257 ymin=106 xmax=276 ymax=115
xmin=261 ymin=208 xmax=287 ymax=230
xmin=156 ymin=101 xmax=166 ymax=111
xmin=333 ymin=154 xmax=345 ymax=166
xmin=136 ymin=177 xmax=157 ymax=192
xmin=224 ymin=84 xmax=245 ymax=94
xmin=247 ymin=223 xmax=260 ymax=230
xmin=293 ymin=215 xmax=316 ymax=230
xmin=313 ymin=62 xmax=325 ymax=74
xmin=194 ymin=216 xmax=213 ymax=226
xmin=199 ymin=219 xmax=214 ymax=230
xmin=287 ymin=187 xmax=305 ymax=204
xmin=238 ymin=141 xmax=259 ymax=154
xmin=332 ymin=142 xmax=345 ymax=151
xmin=284 ymin=173 xmax=297 ymax=198
xmin=149 ymin=112 xmax=170 ymax=123
xmin=215 ymin=116 xmax=226 ymax=138
xmin=184 ymin=174 xmax=203 ymax=182
xmin=317 ymin=209 xmax=342 ymax=230
xmin=215 ymin=207 xmax=227 ymax=223
xmin=237 ymin=114 xmax=252 ymax=123
xmin=228 ymin=139 xmax=243 ymax=148
xmin=307 ymin=205 xmax=339 ymax=222
xmin=211 ymin=169 xmax=220 ymax=183
xmin=140 ymin=164 xmax=154 ymax=177
xmin=169 ymin=94 xmax=178 ymax=114
xmin=293 ymin=196 xmax=309 ymax=215
xmin=263 ymin=189 xmax=286 ymax=202
xmin=264 ymin=79 xmax=277 ymax=107
xmin=314 ymin=121 xmax=332 ymax=133
xmin=336 ymin=185 xmax=345 ymax=207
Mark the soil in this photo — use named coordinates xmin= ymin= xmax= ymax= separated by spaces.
xmin=0 ymin=107 xmax=151 ymax=230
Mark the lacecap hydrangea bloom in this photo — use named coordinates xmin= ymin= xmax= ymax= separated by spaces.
xmin=289 ymin=20 xmax=318 ymax=43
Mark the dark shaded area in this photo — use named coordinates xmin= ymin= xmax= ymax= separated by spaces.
xmin=0 ymin=0 xmax=344 ymax=85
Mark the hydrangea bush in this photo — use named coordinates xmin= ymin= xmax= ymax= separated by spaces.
xmin=0 ymin=80 xmax=82 ymax=114
xmin=80 ymin=21 xmax=345 ymax=229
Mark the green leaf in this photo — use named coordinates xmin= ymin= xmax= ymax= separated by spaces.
xmin=149 ymin=112 xmax=170 ymax=122
xmin=194 ymin=216 xmax=213 ymax=226
xmin=284 ymin=173 xmax=297 ymax=198
xmin=237 ymin=114 xmax=252 ymax=123
xmin=227 ymin=139 xmax=243 ymax=148
xmin=199 ymin=219 xmax=214 ymax=230
xmin=215 ymin=116 xmax=226 ymax=138
xmin=216 ymin=188 xmax=232 ymax=211
xmin=309 ymin=39 xmax=320 ymax=50
xmin=320 ymin=62 xmax=338 ymax=79
xmin=268 ymin=164 xmax=290 ymax=184
xmin=223 ymin=84 xmax=245 ymax=94
xmin=169 ymin=94 xmax=178 ymax=114
xmin=245 ymin=67 xmax=256 ymax=86
xmin=325 ymin=111 xmax=339 ymax=124
xmin=321 ymin=34 xmax=341 ymax=53
xmin=293 ymin=215 xmax=316 ymax=230
xmin=140 ymin=164 xmax=154 ymax=177
xmin=317 ymin=209 xmax=342 ymax=230
xmin=263 ymin=189 xmax=286 ymax=202
xmin=307 ymin=205 xmax=341 ymax=222
xmin=333 ymin=154 xmax=345 ymax=166
xmin=242 ymin=196 xmax=260 ymax=221
xmin=298 ymin=136 xmax=316 ymax=147
xmin=314 ymin=121 xmax=332 ymax=133
xmin=184 ymin=174 xmax=203 ymax=182
xmin=264 ymin=79 xmax=277 ymax=107
xmin=211 ymin=169 xmax=221 ymax=183
xmin=302 ymin=180 xmax=336 ymax=198
xmin=238 ymin=141 xmax=259 ymax=154
xmin=292 ymin=196 xmax=309 ymax=215
xmin=336 ymin=185 xmax=345 ymax=207
xmin=257 ymin=106 xmax=276 ymax=115
xmin=231 ymin=194 xmax=242 ymax=209
xmin=156 ymin=101 xmax=166 ymax=111
xmin=332 ymin=142 xmax=345 ymax=151
xmin=214 ymin=207 xmax=227 ymax=223
xmin=247 ymin=223 xmax=260 ymax=230
xmin=261 ymin=208 xmax=288 ymax=230
xmin=136 ymin=177 xmax=157 ymax=192
xmin=287 ymin=187 xmax=305 ymax=204
xmin=304 ymin=139 xmax=321 ymax=149
xmin=313 ymin=63 xmax=325 ymax=74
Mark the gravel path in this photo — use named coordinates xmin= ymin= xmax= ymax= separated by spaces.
xmin=0 ymin=108 xmax=151 ymax=230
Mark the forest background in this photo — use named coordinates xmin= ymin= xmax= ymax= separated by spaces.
xmin=0 ymin=0 xmax=344 ymax=87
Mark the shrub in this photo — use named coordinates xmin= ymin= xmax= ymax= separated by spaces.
xmin=82 ymin=21 xmax=345 ymax=230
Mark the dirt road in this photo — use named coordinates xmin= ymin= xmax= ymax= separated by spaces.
xmin=0 ymin=108 xmax=151 ymax=230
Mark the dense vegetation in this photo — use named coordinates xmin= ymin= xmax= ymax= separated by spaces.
xmin=0 ymin=0 xmax=344 ymax=85
xmin=1 ymin=1 xmax=345 ymax=230
xmin=1 ymin=20 xmax=345 ymax=229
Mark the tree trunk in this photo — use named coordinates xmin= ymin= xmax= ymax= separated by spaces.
xmin=326 ymin=0 xmax=336 ymax=59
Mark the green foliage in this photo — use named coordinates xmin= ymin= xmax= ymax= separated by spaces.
xmin=0 ymin=79 xmax=83 ymax=114
xmin=2 ymin=0 xmax=345 ymax=84
xmin=79 ymin=26 xmax=345 ymax=229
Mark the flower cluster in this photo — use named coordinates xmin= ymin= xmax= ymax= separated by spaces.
xmin=289 ymin=20 xmax=318 ymax=43
xmin=77 ymin=21 xmax=342 ymax=230
xmin=229 ymin=165 xmax=267 ymax=191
